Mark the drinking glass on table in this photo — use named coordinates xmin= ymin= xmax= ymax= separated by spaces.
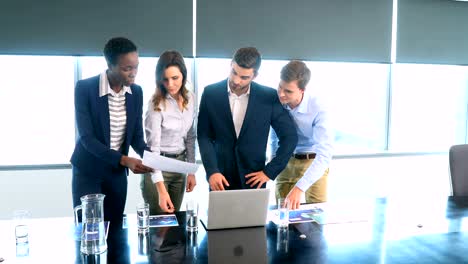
xmin=277 ymin=198 xmax=289 ymax=229
xmin=137 ymin=203 xmax=150 ymax=233
xmin=186 ymin=199 xmax=198 ymax=232
xmin=13 ymin=210 xmax=30 ymax=244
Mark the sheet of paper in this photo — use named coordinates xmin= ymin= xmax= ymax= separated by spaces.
xmin=142 ymin=150 xmax=199 ymax=174
xmin=268 ymin=208 xmax=322 ymax=225
xmin=288 ymin=208 xmax=324 ymax=224
xmin=268 ymin=201 xmax=373 ymax=225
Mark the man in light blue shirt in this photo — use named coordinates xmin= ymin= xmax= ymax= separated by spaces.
xmin=271 ymin=60 xmax=333 ymax=209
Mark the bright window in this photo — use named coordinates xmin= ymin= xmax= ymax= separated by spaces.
xmin=0 ymin=55 xmax=76 ymax=165
xmin=390 ymin=63 xmax=468 ymax=151
xmin=196 ymin=59 xmax=389 ymax=154
xmin=307 ymin=61 xmax=389 ymax=153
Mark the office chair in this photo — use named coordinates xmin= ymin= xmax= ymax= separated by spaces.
xmin=449 ymin=144 xmax=468 ymax=196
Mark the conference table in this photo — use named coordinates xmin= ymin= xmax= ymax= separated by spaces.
xmin=1 ymin=196 xmax=468 ymax=263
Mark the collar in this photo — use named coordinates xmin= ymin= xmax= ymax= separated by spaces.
xmin=99 ymin=71 xmax=132 ymax=97
xmin=165 ymin=91 xmax=181 ymax=101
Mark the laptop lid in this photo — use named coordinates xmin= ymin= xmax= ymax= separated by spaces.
xmin=201 ymin=189 xmax=270 ymax=230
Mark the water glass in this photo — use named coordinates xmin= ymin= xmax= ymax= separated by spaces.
xmin=16 ymin=241 xmax=30 ymax=257
xmin=186 ymin=199 xmax=198 ymax=232
xmin=137 ymin=203 xmax=150 ymax=233
xmin=13 ymin=210 xmax=30 ymax=244
xmin=277 ymin=198 xmax=289 ymax=229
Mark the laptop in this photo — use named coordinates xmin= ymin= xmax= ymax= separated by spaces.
xmin=200 ymin=188 xmax=270 ymax=230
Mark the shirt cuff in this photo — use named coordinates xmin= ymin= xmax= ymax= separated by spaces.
xmin=295 ymin=178 xmax=311 ymax=193
xmin=151 ymin=170 xmax=164 ymax=183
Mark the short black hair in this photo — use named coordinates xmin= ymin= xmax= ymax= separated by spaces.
xmin=232 ymin=47 xmax=262 ymax=74
xmin=103 ymin=37 xmax=137 ymax=66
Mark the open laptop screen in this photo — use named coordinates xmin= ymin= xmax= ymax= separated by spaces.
xmin=201 ymin=189 xmax=270 ymax=230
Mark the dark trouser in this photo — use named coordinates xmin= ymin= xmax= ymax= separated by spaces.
xmin=224 ymin=163 xmax=243 ymax=190
xmin=141 ymin=171 xmax=186 ymax=214
xmin=72 ymin=166 xmax=127 ymax=228
xmin=140 ymin=154 xmax=187 ymax=215
xmin=217 ymin=165 xmax=266 ymax=190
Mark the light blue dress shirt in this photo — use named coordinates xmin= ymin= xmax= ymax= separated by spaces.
xmin=271 ymin=91 xmax=334 ymax=192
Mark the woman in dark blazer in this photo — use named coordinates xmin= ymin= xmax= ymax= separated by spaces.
xmin=70 ymin=37 xmax=152 ymax=226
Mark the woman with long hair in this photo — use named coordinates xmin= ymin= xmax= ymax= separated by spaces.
xmin=142 ymin=50 xmax=196 ymax=213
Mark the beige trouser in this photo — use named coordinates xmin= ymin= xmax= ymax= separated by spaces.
xmin=275 ymin=157 xmax=329 ymax=203
xmin=140 ymin=154 xmax=187 ymax=215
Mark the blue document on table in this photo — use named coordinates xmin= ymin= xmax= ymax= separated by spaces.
xmin=289 ymin=208 xmax=324 ymax=224
xmin=269 ymin=207 xmax=323 ymax=225
xmin=149 ymin=215 xmax=179 ymax=227
xmin=122 ymin=214 xmax=178 ymax=229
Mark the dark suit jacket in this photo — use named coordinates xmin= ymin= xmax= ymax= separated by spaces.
xmin=70 ymin=75 xmax=147 ymax=178
xmin=197 ymin=79 xmax=297 ymax=189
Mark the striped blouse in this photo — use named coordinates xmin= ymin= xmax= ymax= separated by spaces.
xmin=99 ymin=72 xmax=132 ymax=151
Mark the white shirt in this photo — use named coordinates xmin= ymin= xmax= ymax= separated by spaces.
xmin=145 ymin=91 xmax=197 ymax=183
xmin=227 ymin=80 xmax=250 ymax=137
xmin=99 ymin=71 xmax=132 ymax=151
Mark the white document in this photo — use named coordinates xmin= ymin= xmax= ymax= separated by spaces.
xmin=142 ymin=150 xmax=199 ymax=174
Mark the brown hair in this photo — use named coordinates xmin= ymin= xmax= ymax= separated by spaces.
xmin=280 ymin=60 xmax=311 ymax=90
xmin=232 ymin=47 xmax=262 ymax=74
xmin=151 ymin=50 xmax=189 ymax=111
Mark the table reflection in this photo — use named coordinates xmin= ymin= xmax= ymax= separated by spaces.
xmin=75 ymin=225 xmax=130 ymax=264
xmin=148 ymin=225 xmax=186 ymax=263
xmin=276 ymin=227 xmax=289 ymax=254
xmin=138 ymin=232 xmax=150 ymax=256
xmin=204 ymin=227 xmax=267 ymax=264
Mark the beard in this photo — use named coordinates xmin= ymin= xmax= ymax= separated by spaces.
xmin=229 ymin=80 xmax=249 ymax=93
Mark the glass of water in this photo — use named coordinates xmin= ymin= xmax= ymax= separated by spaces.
xmin=277 ymin=198 xmax=289 ymax=229
xmin=136 ymin=203 xmax=149 ymax=233
xmin=13 ymin=210 xmax=30 ymax=244
xmin=186 ymin=199 xmax=198 ymax=232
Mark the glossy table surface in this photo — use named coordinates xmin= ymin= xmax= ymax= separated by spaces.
xmin=1 ymin=196 xmax=468 ymax=263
